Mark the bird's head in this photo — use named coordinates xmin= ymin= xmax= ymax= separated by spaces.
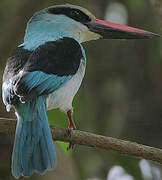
xmin=24 ymin=4 xmax=159 ymax=49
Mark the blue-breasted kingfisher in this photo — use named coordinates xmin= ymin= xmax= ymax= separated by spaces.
xmin=2 ymin=4 xmax=159 ymax=179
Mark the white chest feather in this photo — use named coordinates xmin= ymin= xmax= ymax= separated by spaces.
xmin=46 ymin=59 xmax=86 ymax=112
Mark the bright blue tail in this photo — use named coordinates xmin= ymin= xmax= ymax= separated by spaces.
xmin=12 ymin=96 xmax=56 ymax=178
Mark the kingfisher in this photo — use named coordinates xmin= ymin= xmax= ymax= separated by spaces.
xmin=2 ymin=4 xmax=159 ymax=179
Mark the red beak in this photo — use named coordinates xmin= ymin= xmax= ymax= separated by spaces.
xmin=85 ymin=19 xmax=160 ymax=39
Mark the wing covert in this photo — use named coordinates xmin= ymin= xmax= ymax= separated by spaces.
xmin=14 ymin=37 xmax=85 ymax=101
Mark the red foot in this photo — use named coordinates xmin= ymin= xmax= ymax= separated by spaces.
xmin=66 ymin=109 xmax=76 ymax=151
xmin=67 ymin=110 xmax=76 ymax=130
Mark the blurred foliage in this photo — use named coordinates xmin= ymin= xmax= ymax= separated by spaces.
xmin=0 ymin=0 xmax=162 ymax=180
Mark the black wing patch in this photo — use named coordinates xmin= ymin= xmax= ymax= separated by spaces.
xmin=2 ymin=47 xmax=32 ymax=107
xmin=3 ymin=47 xmax=32 ymax=81
xmin=24 ymin=37 xmax=83 ymax=76
xmin=2 ymin=37 xmax=83 ymax=106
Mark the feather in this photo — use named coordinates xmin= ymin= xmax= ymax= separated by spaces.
xmin=12 ymin=96 xmax=56 ymax=178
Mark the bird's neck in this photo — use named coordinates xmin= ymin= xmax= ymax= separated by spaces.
xmin=21 ymin=18 xmax=81 ymax=50
xmin=21 ymin=31 xmax=78 ymax=51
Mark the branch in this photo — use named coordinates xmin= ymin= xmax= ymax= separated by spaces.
xmin=0 ymin=118 xmax=162 ymax=164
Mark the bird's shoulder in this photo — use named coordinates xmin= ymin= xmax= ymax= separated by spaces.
xmin=24 ymin=37 xmax=85 ymax=76
xmin=12 ymin=37 xmax=86 ymax=100
xmin=3 ymin=37 xmax=85 ymax=81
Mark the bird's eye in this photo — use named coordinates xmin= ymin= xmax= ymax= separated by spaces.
xmin=70 ymin=10 xmax=80 ymax=17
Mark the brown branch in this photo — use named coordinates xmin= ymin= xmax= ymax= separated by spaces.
xmin=0 ymin=118 xmax=162 ymax=164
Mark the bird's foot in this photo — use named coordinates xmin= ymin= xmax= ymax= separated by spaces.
xmin=66 ymin=109 xmax=76 ymax=151
xmin=67 ymin=126 xmax=75 ymax=151
xmin=67 ymin=141 xmax=75 ymax=151
xmin=67 ymin=143 xmax=74 ymax=151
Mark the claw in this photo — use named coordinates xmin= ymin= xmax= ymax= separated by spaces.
xmin=66 ymin=128 xmax=75 ymax=151
xmin=67 ymin=142 xmax=74 ymax=151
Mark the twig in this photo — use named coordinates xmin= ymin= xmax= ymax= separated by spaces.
xmin=0 ymin=118 xmax=162 ymax=164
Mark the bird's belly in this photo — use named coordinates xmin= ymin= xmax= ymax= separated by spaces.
xmin=46 ymin=60 xmax=85 ymax=112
